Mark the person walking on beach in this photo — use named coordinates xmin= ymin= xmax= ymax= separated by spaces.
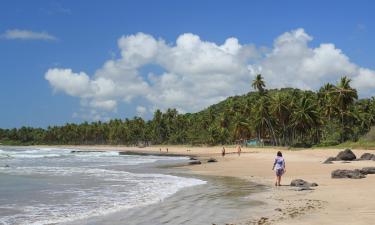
xmin=222 ymin=147 xmax=226 ymax=157
xmin=236 ymin=145 xmax=242 ymax=156
xmin=272 ymin=151 xmax=286 ymax=186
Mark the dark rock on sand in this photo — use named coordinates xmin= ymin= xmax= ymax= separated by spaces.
xmin=360 ymin=167 xmax=375 ymax=175
xmin=207 ymin=158 xmax=217 ymax=163
xmin=336 ymin=149 xmax=356 ymax=161
xmin=189 ymin=160 xmax=202 ymax=165
xmin=290 ymin=179 xmax=318 ymax=187
xmin=323 ymin=157 xmax=336 ymax=164
xmin=331 ymin=169 xmax=366 ymax=179
xmin=359 ymin=153 xmax=375 ymax=161
xmin=189 ymin=157 xmax=198 ymax=160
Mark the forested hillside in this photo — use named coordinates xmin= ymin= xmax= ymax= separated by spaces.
xmin=1 ymin=75 xmax=374 ymax=147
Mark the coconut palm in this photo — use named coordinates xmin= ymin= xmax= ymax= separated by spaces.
xmin=252 ymin=74 xmax=266 ymax=94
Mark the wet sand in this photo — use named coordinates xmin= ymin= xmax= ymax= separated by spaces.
xmin=66 ymin=160 xmax=267 ymax=225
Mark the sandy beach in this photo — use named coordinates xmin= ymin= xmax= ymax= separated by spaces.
xmin=37 ymin=145 xmax=375 ymax=225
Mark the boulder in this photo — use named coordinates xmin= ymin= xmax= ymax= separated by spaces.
xmin=323 ymin=157 xmax=336 ymax=164
xmin=207 ymin=158 xmax=217 ymax=163
xmin=359 ymin=153 xmax=375 ymax=161
xmin=189 ymin=160 xmax=202 ymax=165
xmin=189 ymin=157 xmax=198 ymax=161
xmin=336 ymin=149 xmax=356 ymax=161
xmin=290 ymin=179 xmax=309 ymax=187
xmin=360 ymin=167 xmax=375 ymax=175
xmin=331 ymin=169 xmax=366 ymax=179
xmin=290 ymin=179 xmax=318 ymax=187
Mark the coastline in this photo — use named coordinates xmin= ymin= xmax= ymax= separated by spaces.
xmin=32 ymin=145 xmax=375 ymax=224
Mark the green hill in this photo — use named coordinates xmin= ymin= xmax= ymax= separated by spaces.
xmin=1 ymin=76 xmax=374 ymax=147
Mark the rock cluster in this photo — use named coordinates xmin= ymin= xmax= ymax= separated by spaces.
xmin=323 ymin=149 xmax=356 ymax=163
xmin=324 ymin=149 xmax=375 ymax=164
xmin=331 ymin=169 xmax=365 ymax=179
xmin=290 ymin=179 xmax=318 ymax=191
xmin=331 ymin=167 xmax=375 ymax=179
xmin=290 ymin=179 xmax=318 ymax=187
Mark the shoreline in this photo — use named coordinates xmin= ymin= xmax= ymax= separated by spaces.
xmin=19 ymin=145 xmax=375 ymax=224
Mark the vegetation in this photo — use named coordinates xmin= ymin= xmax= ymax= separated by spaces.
xmin=1 ymin=76 xmax=374 ymax=147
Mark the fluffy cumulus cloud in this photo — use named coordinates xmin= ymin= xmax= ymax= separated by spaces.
xmin=248 ymin=28 xmax=370 ymax=91
xmin=1 ymin=29 xmax=57 ymax=41
xmin=45 ymin=29 xmax=375 ymax=120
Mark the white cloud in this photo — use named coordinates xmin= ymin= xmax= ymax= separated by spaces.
xmin=249 ymin=28 xmax=375 ymax=92
xmin=352 ymin=68 xmax=375 ymax=95
xmin=136 ymin=106 xmax=147 ymax=117
xmin=45 ymin=68 xmax=92 ymax=97
xmin=1 ymin=29 xmax=57 ymax=41
xmin=45 ymin=29 xmax=375 ymax=120
xmin=89 ymin=99 xmax=117 ymax=112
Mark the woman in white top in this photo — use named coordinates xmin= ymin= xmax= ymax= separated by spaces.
xmin=272 ymin=151 xmax=286 ymax=186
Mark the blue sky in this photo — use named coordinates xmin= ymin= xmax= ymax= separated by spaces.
xmin=1 ymin=0 xmax=375 ymax=128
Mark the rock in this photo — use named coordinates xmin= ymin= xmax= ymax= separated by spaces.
xmin=290 ymin=179 xmax=309 ymax=187
xmin=360 ymin=167 xmax=375 ymax=175
xmin=275 ymin=208 xmax=282 ymax=212
xmin=290 ymin=179 xmax=317 ymax=188
xmin=336 ymin=149 xmax=356 ymax=161
xmin=189 ymin=157 xmax=198 ymax=160
xmin=189 ymin=160 xmax=201 ymax=165
xmin=331 ymin=169 xmax=366 ymax=179
xmin=207 ymin=158 xmax=217 ymax=163
xmin=359 ymin=153 xmax=375 ymax=160
xmin=323 ymin=157 xmax=336 ymax=164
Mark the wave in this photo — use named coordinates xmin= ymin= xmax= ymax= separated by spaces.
xmin=0 ymin=166 xmax=206 ymax=225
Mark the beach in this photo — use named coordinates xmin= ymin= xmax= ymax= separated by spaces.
xmin=2 ymin=145 xmax=375 ymax=224
xmin=51 ymin=145 xmax=375 ymax=225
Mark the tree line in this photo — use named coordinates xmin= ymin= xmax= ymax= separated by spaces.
xmin=1 ymin=75 xmax=374 ymax=147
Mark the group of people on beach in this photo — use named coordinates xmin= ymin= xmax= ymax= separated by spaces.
xmin=221 ymin=145 xmax=242 ymax=157
xmin=221 ymin=146 xmax=286 ymax=186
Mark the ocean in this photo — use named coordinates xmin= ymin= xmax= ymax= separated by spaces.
xmin=0 ymin=146 xmax=205 ymax=225
xmin=0 ymin=146 xmax=265 ymax=225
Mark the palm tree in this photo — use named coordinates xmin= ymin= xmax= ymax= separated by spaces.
xmin=333 ymin=76 xmax=358 ymax=141
xmin=271 ymin=92 xmax=291 ymax=145
xmin=334 ymin=76 xmax=358 ymax=111
xmin=291 ymin=94 xmax=320 ymax=144
xmin=252 ymin=96 xmax=278 ymax=145
xmin=252 ymin=74 xmax=266 ymax=94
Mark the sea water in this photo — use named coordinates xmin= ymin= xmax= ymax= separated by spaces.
xmin=0 ymin=146 xmax=205 ymax=225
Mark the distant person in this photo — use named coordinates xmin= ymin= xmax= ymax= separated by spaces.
xmin=159 ymin=148 xmax=161 ymax=152
xmin=166 ymin=148 xmax=168 ymax=153
xmin=272 ymin=151 xmax=286 ymax=186
xmin=236 ymin=145 xmax=242 ymax=156
xmin=222 ymin=147 xmax=226 ymax=157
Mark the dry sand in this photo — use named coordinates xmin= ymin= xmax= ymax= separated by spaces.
xmin=46 ymin=145 xmax=375 ymax=225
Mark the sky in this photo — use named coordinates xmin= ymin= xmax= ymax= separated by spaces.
xmin=1 ymin=0 xmax=375 ymax=128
